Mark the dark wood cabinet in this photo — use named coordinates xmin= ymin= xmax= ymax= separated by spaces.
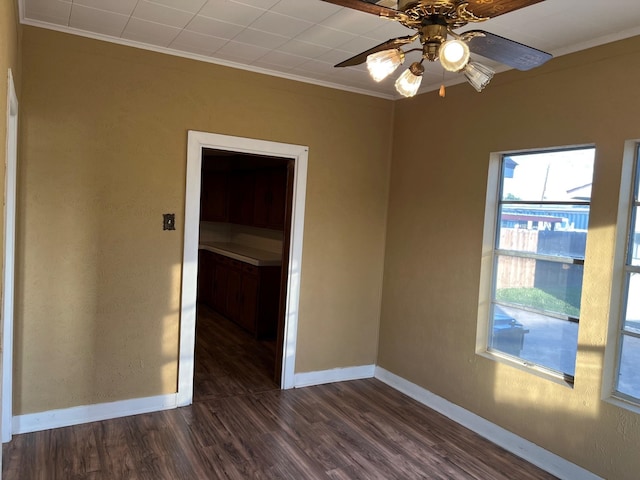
xmin=253 ymin=264 xmax=281 ymax=338
xmin=200 ymin=167 xmax=287 ymax=230
xmin=225 ymin=264 xmax=243 ymax=322
xmin=212 ymin=258 xmax=229 ymax=314
xmin=200 ymin=148 xmax=291 ymax=234
xmin=200 ymin=171 xmax=229 ymax=222
xmin=228 ymin=171 xmax=255 ymax=226
xmin=236 ymin=266 xmax=259 ymax=333
xmin=198 ymin=249 xmax=280 ymax=339
xmin=197 ymin=250 xmax=214 ymax=306
xmin=253 ymin=169 xmax=287 ymax=230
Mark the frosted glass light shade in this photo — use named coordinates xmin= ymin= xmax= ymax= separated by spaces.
xmin=439 ymin=39 xmax=470 ymax=72
xmin=395 ymin=63 xmax=424 ymax=98
xmin=464 ymin=62 xmax=495 ymax=92
xmin=366 ymin=49 xmax=405 ymax=82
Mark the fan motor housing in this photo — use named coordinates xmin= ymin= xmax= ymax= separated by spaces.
xmin=398 ymin=0 xmax=455 ymax=12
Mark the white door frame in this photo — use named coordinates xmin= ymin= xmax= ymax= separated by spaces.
xmin=177 ymin=131 xmax=308 ymax=406
xmin=2 ymin=69 xmax=18 ymax=442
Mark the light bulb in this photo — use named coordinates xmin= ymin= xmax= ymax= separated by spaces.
xmin=366 ymin=49 xmax=405 ymax=82
xmin=439 ymin=39 xmax=470 ymax=72
xmin=395 ymin=62 xmax=424 ymax=98
xmin=463 ymin=62 xmax=495 ymax=92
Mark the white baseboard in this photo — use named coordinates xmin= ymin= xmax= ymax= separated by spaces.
xmin=294 ymin=364 xmax=375 ymax=388
xmin=12 ymin=393 xmax=178 ymax=435
xmin=374 ymin=367 xmax=602 ymax=480
xmin=10 ymin=364 xmax=372 ymax=435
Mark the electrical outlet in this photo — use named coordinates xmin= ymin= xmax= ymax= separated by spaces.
xmin=163 ymin=213 xmax=175 ymax=231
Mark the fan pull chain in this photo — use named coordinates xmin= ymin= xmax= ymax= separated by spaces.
xmin=439 ymin=70 xmax=446 ymax=97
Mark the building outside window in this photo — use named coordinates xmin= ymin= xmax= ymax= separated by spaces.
xmin=482 ymin=147 xmax=595 ymax=382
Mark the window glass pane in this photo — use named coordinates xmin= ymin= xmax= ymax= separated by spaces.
xmin=502 ymin=149 xmax=595 ymax=202
xmin=497 ymin=209 xmax=588 ymax=258
xmin=630 ymin=208 xmax=640 ymax=266
xmin=624 ymin=273 xmax=640 ymax=332
xmin=635 ymin=149 xmax=640 ymax=201
xmin=617 ymin=334 xmax=640 ymax=399
xmin=488 ymin=147 xmax=593 ymax=379
xmin=491 ymin=305 xmax=577 ymax=376
xmin=495 ymin=255 xmax=582 ymax=318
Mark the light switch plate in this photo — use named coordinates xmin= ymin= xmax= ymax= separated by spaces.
xmin=163 ymin=213 xmax=175 ymax=231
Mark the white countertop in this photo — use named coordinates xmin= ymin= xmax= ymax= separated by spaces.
xmin=199 ymin=242 xmax=282 ymax=267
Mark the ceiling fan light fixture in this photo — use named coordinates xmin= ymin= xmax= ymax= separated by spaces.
xmin=463 ymin=61 xmax=495 ymax=92
xmin=395 ymin=62 xmax=424 ymax=98
xmin=439 ymin=39 xmax=470 ymax=72
xmin=366 ymin=49 xmax=405 ymax=82
xmin=326 ymin=0 xmax=553 ymax=98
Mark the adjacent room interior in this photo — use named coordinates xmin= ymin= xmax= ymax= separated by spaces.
xmin=195 ymin=149 xmax=293 ymax=396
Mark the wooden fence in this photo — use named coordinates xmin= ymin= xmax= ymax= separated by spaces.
xmin=497 ymin=228 xmax=538 ymax=289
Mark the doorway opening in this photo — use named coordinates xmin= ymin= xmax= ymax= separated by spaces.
xmin=195 ymin=150 xmax=293 ymax=398
xmin=178 ymin=132 xmax=308 ymax=406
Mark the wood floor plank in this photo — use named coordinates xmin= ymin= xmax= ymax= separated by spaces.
xmin=92 ymin=418 xmax=140 ymax=479
xmin=3 ymin=305 xmax=558 ymax=479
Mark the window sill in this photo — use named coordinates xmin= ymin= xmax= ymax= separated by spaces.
xmin=476 ymin=349 xmax=574 ymax=388
xmin=603 ymin=394 xmax=640 ymax=415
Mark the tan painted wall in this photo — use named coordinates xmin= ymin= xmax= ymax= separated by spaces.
xmin=16 ymin=26 xmax=393 ymax=414
xmin=379 ymin=36 xmax=640 ymax=479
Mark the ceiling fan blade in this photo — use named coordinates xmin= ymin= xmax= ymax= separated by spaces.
xmin=320 ymin=0 xmax=401 ymax=19
xmin=466 ymin=30 xmax=552 ymax=71
xmin=466 ymin=0 xmax=545 ymax=19
xmin=335 ymin=35 xmax=416 ymax=67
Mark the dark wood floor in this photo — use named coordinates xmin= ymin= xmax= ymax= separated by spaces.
xmin=2 ymin=306 xmax=557 ymax=479
xmin=193 ymin=306 xmax=279 ymax=402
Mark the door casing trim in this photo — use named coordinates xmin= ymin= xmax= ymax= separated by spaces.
xmin=3 ymin=69 xmax=18 ymax=443
xmin=177 ymin=131 xmax=308 ymax=405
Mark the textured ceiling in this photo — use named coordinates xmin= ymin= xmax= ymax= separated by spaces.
xmin=19 ymin=0 xmax=640 ymax=99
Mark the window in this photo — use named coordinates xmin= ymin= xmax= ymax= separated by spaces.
xmin=481 ymin=147 xmax=595 ymax=382
xmin=615 ymin=144 xmax=640 ymax=402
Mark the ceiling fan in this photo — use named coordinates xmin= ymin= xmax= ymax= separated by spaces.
xmin=321 ymin=0 xmax=553 ymax=97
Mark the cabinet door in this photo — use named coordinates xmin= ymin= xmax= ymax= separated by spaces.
xmin=253 ymin=169 xmax=287 ymax=230
xmin=225 ymin=266 xmax=242 ymax=322
xmin=229 ymin=171 xmax=255 ymax=226
xmin=255 ymin=266 xmax=281 ymax=339
xmin=267 ymin=169 xmax=287 ymax=229
xmin=212 ymin=258 xmax=229 ymax=315
xmin=197 ymin=250 xmax=214 ymax=306
xmin=238 ymin=273 xmax=259 ymax=333
xmin=253 ymin=172 xmax=270 ymax=228
xmin=200 ymin=171 xmax=229 ymax=222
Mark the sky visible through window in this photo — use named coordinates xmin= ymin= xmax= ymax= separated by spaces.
xmin=503 ymin=149 xmax=595 ymax=202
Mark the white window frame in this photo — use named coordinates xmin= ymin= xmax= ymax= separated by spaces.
xmin=603 ymin=140 xmax=640 ymax=413
xmin=477 ymin=147 xmax=593 ymax=386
